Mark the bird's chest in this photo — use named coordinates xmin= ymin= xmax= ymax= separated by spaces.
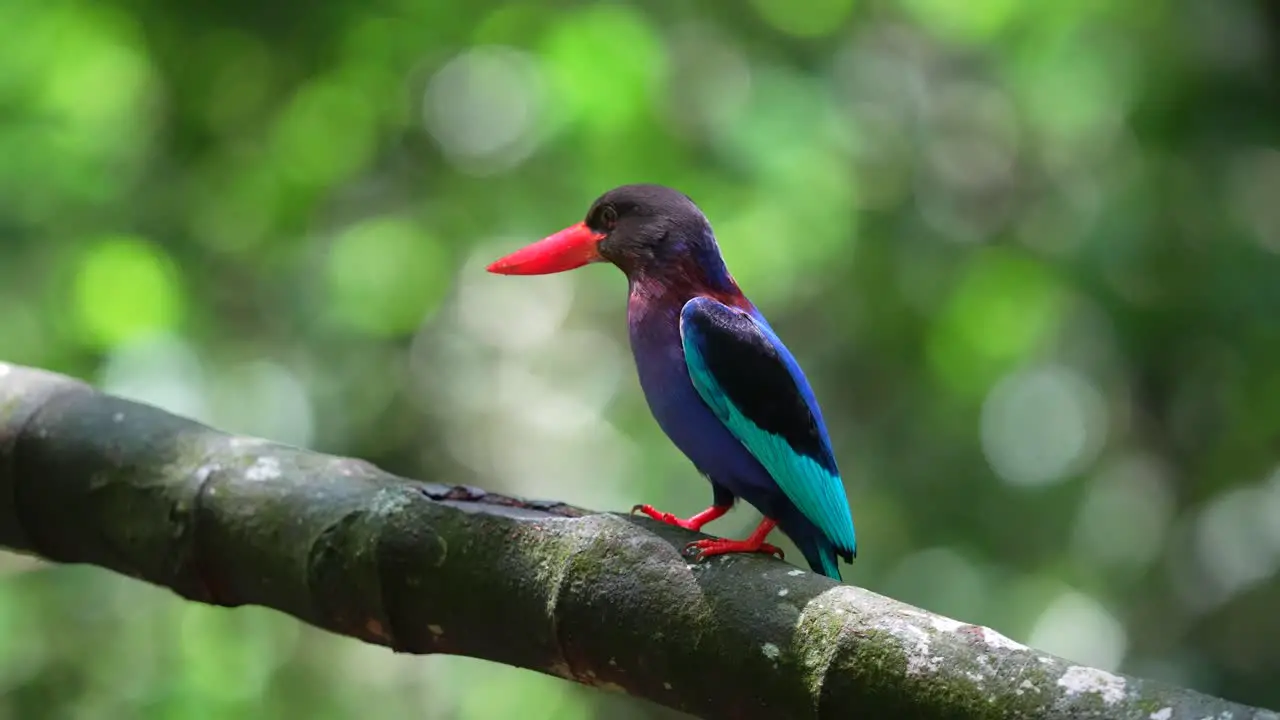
xmin=627 ymin=299 xmax=692 ymax=415
xmin=626 ymin=295 xmax=724 ymax=440
xmin=624 ymin=293 xmax=772 ymax=494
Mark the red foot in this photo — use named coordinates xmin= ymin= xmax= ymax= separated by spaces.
xmin=686 ymin=537 xmax=785 ymax=561
xmin=684 ymin=518 xmax=784 ymax=562
xmin=630 ymin=504 xmax=728 ymax=532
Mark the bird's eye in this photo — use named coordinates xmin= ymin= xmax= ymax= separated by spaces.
xmin=599 ymin=205 xmax=618 ymax=230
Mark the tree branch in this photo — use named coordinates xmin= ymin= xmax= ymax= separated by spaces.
xmin=0 ymin=362 xmax=1273 ymax=720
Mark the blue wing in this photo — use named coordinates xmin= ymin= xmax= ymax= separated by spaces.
xmin=679 ymin=296 xmax=857 ymax=560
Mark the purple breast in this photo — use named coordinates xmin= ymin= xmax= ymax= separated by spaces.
xmin=625 ymin=291 xmax=775 ymax=501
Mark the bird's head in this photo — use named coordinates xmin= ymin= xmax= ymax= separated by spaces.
xmin=487 ymin=184 xmax=725 ymax=282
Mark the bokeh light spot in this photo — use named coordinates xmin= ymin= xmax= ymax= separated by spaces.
xmin=0 ymin=4 xmax=156 ymax=213
xmin=1229 ymin=148 xmax=1280 ymax=254
xmin=455 ymin=247 xmax=577 ymax=352
xmin=36 ymin=6 xmax=154 ymax=158
xmin=1193 ymin=485 xmax=1277 ymax=608
xmin=881 ymin=547 xmax=987 ymax=624
xmin=99 ymin=334 xmax=210 ymax=422
xmin=1264 ymin=468 xmax=1280 ymax=554
xmin=928 ymin=250 xmax=1066 ymax=395
xmin=1027 ymin=590 xmax=1128 ymax=671
xmin=72 ymin=235 xmax=185 ymax=350
xmin=1071 ymin=454 xmax=1175 ymax=570
xmin=326 ymin=216 xmax=450 ymax=336
xmin=539 ymin=5 xmax=666 ymax=134
xmin=211 ymin=361 xmax=315 ymax=449
xmin=900 ymin=0 xmax=1021 ymax=44
xmin=272 ymin=76 xmax=375 ymax=187
xmin=750 ymin=0 xmax=857 ymax=38
xmin=980 ymin=364 xmax=1108 ymax=487
xmin=1013 ymin=32 xmax=1130 ymax=159
xmin=662 ymin=23 xmax=753 ymax=141
xmin=924 ymin=81 xmax=1019 ymax=194
xmin=424 ymin=46 xmax=545 ymax=175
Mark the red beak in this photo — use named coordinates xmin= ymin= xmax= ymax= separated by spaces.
xmin=486 ymin=222 xmax=606 ymax=275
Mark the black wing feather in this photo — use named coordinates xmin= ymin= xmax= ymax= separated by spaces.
xmin=684 ymin=304 xmax=835 ymax=473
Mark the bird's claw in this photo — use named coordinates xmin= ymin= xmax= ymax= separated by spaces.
xmin=630 ymin=503 xmax=661 ymax=519
xmin=683 ymin=538 xmax=785 ymax=562
xmin=631 ymin=504 xmax=691 ymax=529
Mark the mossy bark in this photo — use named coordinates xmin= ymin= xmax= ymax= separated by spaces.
xmin=0 ymin=362 xmax=1274 ymax=720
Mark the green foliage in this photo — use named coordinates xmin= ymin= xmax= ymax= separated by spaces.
xmin=2 ymin=0 xmax=1279 ymax=716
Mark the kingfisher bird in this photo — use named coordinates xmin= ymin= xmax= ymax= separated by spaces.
xmin=486 ymin=184 xmax=857 ymax=579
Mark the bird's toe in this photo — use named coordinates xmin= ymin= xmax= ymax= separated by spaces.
xmin=682 ymin=537 xmax=784 ymax=562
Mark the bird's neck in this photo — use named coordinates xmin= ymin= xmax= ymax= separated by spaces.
xmin=626 ymin=269 xmax=754 ymax=331
xmin=627 ymin=234 xmax=741 ymax=299
xmin=681 ymin=226 xmax=738 ymax=295
xmin=627 ymin=268 xmax=747 ymax=310
xmin=625 ymin=267 xmax=754 ymax=394
xmin=623 ymin=225 xmax=753 ymax=330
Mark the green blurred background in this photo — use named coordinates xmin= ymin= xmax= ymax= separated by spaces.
xmin=3 ymin=0 xmax=1280 ymax=716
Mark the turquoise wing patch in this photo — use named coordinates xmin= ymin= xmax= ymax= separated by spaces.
xmin=679 ymin=296 xmax=857 ymax=556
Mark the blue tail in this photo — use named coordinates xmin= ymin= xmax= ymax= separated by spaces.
xmin=780 ymin=511 xmax=853 ymax=581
